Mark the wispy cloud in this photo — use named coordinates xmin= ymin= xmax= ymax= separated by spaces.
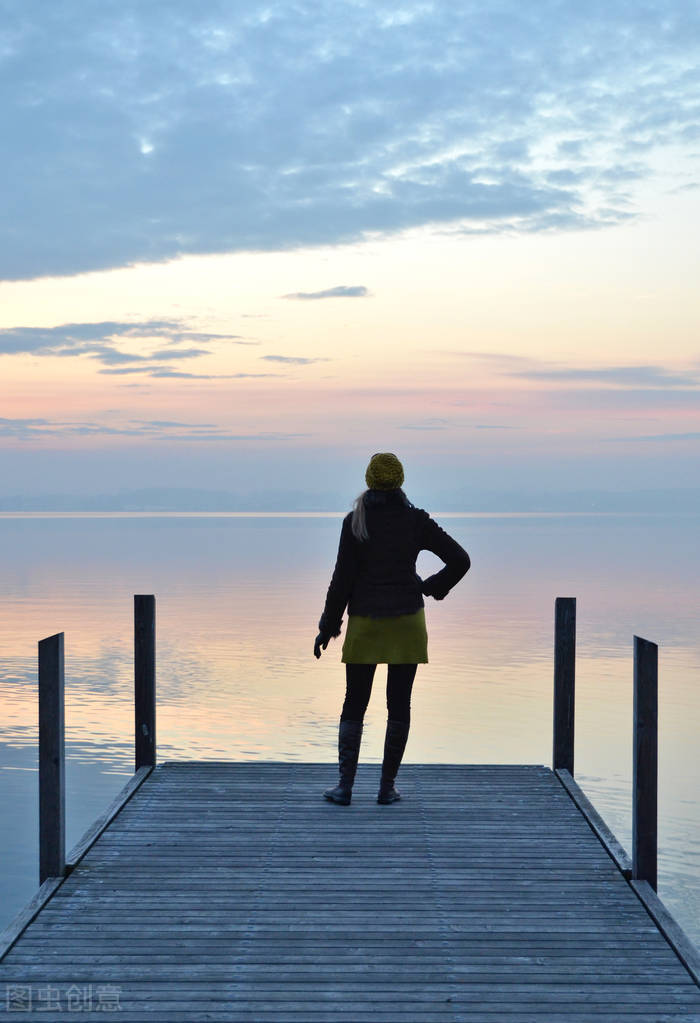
xmin=0 ymin=319 xmax=267 ymax=378
xmin=604 ymin=431 xmax=700 ymax=442
xmin=260 ymin=355 xmax=329 ymax=365
xmin=398 ymin=417 xmax=518 ymax=431
xmin=0 ymin=417 xmax=55 ymax=435
xmin=149 ymin=348 xmax=216 ymax=361
xmin=439 ymin=351 xmax=537 ymax=367
xmin=0 ymin=416 xmax=307 ymax=442
xmin=531 ymin=388 xmax=700 ymax=412
xmin=0 ymin=320 xmax=251 ymax=357
xmin=0 ymin=417 xmax=140 ymax=439
xmin=159 ymin=334 xmax=256 ymax=346
xmin=77 ymin=344 xmax=213 ymax=365
xmin=508 ymin=365 xmax=700 ymax=388
xmin=99 ymin=366 xmax=282 ymax=379
xmin=2 ymin=3 xmax=699 ymax=280
xmin=152 ymin=431 xmax=311 ymax=442
xmin=283 ymin=286 xmax=370 ymax=300
xmin=129 ymin=419 xmax=218 ymax=429
xmin=442 ymin=351 xmax=700 ymax=389
xmin=398 ymin=417 xmax=450 ymax=431
xmin=398 ymin=425 xmax=447 ymax=431
xmin=146 ymin=368 xmax=281 ymax=380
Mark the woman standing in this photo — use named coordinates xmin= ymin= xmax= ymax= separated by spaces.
xmin=314 ymin=452 xmax=471 ymax=806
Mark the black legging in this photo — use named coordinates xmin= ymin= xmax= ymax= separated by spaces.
xmin=340 ymin=663 xmax=417 ymax=725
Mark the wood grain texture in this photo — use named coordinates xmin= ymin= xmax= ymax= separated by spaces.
xmin=631 ymin=880 xmax=700 ymax=988
xmin=555 ymin=768 xmax=633 ymax=878
xmin=65 ymin=766 xmax=154 ymax=871
xmin=1 ymin=762 xmax=698 ymax=1023
xmin=0 ymin=877 xmax=64 ymax=963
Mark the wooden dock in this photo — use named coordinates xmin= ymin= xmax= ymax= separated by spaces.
xmin=2 ymin=760 xmax=700 ymax=1021
xmin=2 ymin=595 xmax=700 ymax=1019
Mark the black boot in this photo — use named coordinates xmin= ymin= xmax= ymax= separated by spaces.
xmin=377 ymin=718 xmax=410 ymax=804
xmin=323 ymin=719 xmax=364 ymax=805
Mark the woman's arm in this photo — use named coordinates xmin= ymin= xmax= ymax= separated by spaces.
xmin=318 ymin=515 xmax=358 ymax=638
xmin=418 ymin=512 xmax=470 ymax=600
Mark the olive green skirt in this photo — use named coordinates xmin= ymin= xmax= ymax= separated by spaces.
xmin=341 ymin=608 xmax=428 ymax=664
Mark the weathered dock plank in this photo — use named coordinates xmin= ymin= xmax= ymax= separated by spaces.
xmin=1 ymin=761 xmax=699 ymax=1022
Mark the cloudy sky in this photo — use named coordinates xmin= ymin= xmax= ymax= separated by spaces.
xmin=1 ymin=1 xmax=699 ymax=508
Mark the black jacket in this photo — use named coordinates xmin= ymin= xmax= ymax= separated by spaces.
xmin=318 ymin=489 xmax=471 ymax=638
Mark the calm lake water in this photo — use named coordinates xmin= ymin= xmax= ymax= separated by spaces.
xmin=1 ymin=511 xmax=699 ymax=947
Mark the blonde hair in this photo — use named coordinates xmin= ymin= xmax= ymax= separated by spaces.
xmin=351 ymin=487 xmax=413 ymax=541
xmin=351 ymin=489 xmax=370 ymax=541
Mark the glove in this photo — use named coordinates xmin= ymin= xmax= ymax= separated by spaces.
xmin=314 ymin=631 xmax=331 ymax=659
xmin=420 ymin=576 xmax=446 ymax=600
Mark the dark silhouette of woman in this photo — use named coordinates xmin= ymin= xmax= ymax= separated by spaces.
xmin=314 ymin=452 xmax=471 ymax=805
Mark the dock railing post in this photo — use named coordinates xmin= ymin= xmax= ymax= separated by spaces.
xmin=553 ymin=597 xmax=576 ymax=776
xmin=134 ymin=594 xmax=156 ymax=770
xmin=39 ymin=632 xmax=65 ymax=884
xmin=633 ymin=634 xmax=658 ymax=891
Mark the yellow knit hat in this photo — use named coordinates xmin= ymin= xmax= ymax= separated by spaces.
xmin=365 ymin=452 xmax=404 ymax=490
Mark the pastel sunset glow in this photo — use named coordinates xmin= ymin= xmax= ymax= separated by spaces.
xmin=2 ymin=2 xmax=699 ymax=509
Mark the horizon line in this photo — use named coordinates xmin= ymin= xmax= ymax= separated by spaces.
xmin=0 ymin=510 xmax=696 ymax=520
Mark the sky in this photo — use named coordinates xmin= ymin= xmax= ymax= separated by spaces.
xmin=1 ymin=1 xmax=699 ymax=510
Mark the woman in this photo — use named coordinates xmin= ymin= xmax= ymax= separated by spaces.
xmin=314 ymin=452 xmax=471 ymax=806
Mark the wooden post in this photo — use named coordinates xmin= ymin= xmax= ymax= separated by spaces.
xmin=553 ymin=597 xmax=576 ymax=776
xmin=633 ymin=635 xmax=658 ymax=891
xmin=134 ymin=595 xmax=156 ymax=770
xmin=38 ymin=632 xmax=65 ymax=884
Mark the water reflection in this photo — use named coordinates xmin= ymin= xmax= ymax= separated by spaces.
xmin=0 ymin=513 xmax=698 ymax=944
